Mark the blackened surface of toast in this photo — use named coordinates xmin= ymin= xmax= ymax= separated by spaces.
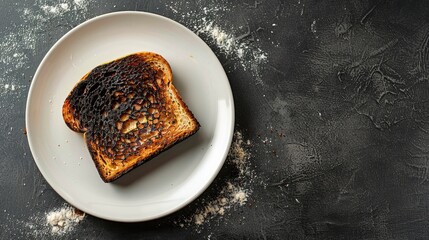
xmin=68 ymin=55 xmax=168 ymax=160
xmin=63 ymin=52 xmax=200 ymax=182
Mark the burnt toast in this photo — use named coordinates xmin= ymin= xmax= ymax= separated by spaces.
xmin=62 ymin=52 xmax=200 ymax=182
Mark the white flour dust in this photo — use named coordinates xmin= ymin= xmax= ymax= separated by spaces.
xmin=311 ymin=20 xmax=317 ymax=33
xmin=177 ymin=131 xmax=254 ymax=228
xmin=45 ymin=206 xmax=85 ymax=235
xmin=198 ymin=21 xmax=268 ymax=73
xmin=2 ymin=204 xmax=85 ymax=238
xmin=41 ymin=3 xmax=70 ymax=15
xmin=0 ymin=0 xmax=90 ymax=98
xmin=1 ymin=2 xmax=90 ymax=236
xmin=26 ymin=205 xmax=85 ymax=237
xmin=167 ymin=2 xmax=268 ymax=85
xmin=191 ymin=182 xmax=249 ymax=226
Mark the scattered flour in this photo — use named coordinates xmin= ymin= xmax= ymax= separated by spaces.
xmin=197 ymin=21 xmax=268 ymax=75
xmin=1 ymin=2 xmax=90 ymax=237
xmin=178 ymin=131 xmax=253 ymax=228
xmin=41 ymin=3 xmax=70 ymax=14
xmin=167 ymin=2 xmax=268 ymax=85
xmin=2 ymin=204 xmax=85 ymax=238
xmin=311 ymin=20 xmax=317 ymax=33
xmin=74 ymin=0 xmax=86 ymax=7
xmin=191 ymin=182 xmax=249 ymax=226
xmin=3 ymin=0 xmax=260 ymax=235
xmin=230 ymin=131 xmax=251 ymax=175
xmin=45 ymin=206 xmax=85 ymax=235
xmin=0 ymin=0 xmax=90 ymax=98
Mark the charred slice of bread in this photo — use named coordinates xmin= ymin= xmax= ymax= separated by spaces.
xmin=62 ymin=52 xmax=200 ymax=182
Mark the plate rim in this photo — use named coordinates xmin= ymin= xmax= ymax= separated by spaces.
xmin=25 ymin=11 xmax=235 ymax=222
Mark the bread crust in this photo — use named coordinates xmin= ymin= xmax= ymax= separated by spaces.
xmin=62 ymin=52 xmax=200 ymax=182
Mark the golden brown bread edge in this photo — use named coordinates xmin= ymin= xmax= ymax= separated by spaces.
xmin=62 ymin=52 xmax=200 ymax=182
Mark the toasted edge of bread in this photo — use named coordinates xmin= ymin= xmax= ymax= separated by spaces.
xmin=62 ymin=52 xmax=200 ymax=182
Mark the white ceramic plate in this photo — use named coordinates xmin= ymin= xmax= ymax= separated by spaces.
xmin=26 ymin=11 xmax=234 ymax=222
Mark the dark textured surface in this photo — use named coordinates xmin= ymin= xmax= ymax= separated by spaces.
xmin=66 ymin=53 xmax=169 ymax=159
xmin=2 ymin=0 xmax=429 ymax=239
